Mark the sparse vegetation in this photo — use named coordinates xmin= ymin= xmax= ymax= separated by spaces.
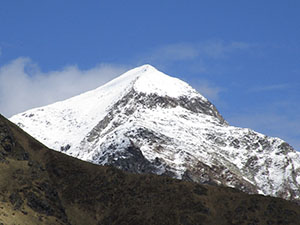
xmin=1 ymin=113 xmax=300 ymax=225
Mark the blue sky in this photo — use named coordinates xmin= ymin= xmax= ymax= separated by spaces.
xmin=0 ymin=1 xmax=299 ymax=150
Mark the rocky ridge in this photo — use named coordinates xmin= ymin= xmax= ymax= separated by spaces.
xmin=10 ymin=65 xmax=300 ymax=202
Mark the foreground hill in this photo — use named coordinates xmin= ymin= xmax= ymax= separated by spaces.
xmin=1 ymin=114 xmax=300 ymax=224
xmin=10 ymin=65 xmax=300 ymax=202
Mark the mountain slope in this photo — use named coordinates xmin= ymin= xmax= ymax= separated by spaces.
xmin=2 ymin=114 xmax=300 ymax=225
xmin=10 ymin=64 xmax=300 ymax=202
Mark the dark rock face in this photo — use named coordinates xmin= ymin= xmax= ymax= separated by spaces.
xmin=2 ymin=136 xmax=13 ymax=152
xmin=177 ymin=95 xmax=226 ymax=124
xmin=0 ymin=122 xmax=14 ymax=162
xmin=26 ymin=192 xmax=54 ymax=215
xmin=60 ymin=144 xmax=71 ymax=152
xmin=0 ymin=121 xmax=29 ymax=161
xmin=93 ymin=141 xmax=165 ymax=175
xmin=277 ymin=142 xmax=294 ymax=154
xmin=123 ymin=89 xmax=226 ymax=124
xmin=85 ymin=89 xmax=225 ymax=144
xmin=83 ymin=89 xmax=227 ymax=179
xmin=182 ymin=162 xmax=258 ymax=194
xmin=9 ymin=192 xmax=24 ymax=210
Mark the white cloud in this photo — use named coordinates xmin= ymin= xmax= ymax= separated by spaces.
xmin=0 ymin=57 xmax=129 ymax=117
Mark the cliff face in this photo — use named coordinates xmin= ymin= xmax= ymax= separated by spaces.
xmin=10 ymin=65 xmax=300 ymax=202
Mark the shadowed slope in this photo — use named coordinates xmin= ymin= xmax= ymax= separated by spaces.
xmin=1 ymin=114 xmax=300 ymax=225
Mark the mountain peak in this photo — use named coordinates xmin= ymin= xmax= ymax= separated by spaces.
xmin=135 ymin=64 xmax=158 ymax=72
xmin=133 ymin=65 xmax=202 ymax=99
xmin=11 ymin=65 xmax=300 ymax=203
xmin=9 ymin=65 xmax=212 ymax=154
xmin=103 ymin=64 xmax=202 ymax=99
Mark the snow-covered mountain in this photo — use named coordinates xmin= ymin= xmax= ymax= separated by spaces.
xmin=10 ymin=64 xmax=300 ymax=202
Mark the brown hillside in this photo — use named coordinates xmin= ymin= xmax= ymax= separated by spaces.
xmin=1 ymin=114 xmax=300 ymax=225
